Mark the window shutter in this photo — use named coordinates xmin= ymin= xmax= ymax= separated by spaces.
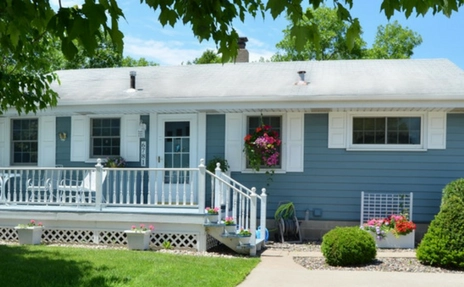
xmin=70 ymin=116 xmax=90 ymax=161
xmin=121 ymin=115 xmax=140 ymax=161
xmin=38 ymin=116 xmax=56 ymax=167
xmin=0 ymin=118 xmax=9 ymax=166
xmin=225 ymin=113 xmax=243 ymax=172
xmin=427 ymin=112 xmax=446 ymax=149
xmin=328 ymin=112 xmax=347 ymax=148
xmin=285 ymin=113 xmax=304 ymax=172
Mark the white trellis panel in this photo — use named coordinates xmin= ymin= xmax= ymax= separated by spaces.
xmin=360 ymin=192 xmax=413 ymax=225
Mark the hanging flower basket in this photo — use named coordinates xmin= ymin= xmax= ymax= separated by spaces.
xmin=244 ymin=124 xmax=281 ymax=172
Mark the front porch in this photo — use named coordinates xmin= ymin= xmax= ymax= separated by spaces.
xmin=0 ymin=160 xmax=267 ymax=255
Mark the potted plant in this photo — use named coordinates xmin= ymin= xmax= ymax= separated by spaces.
xmin=104 ymin=156 xmax=126 ymax=168
xmin=223 ymin=216 xmax=236 ymax=234
xmin=205 ymin=206 xmax=219 ymax=223
xmin=206 ymin=156 xmax=229 ymax=173
xmin=237 ymin=228 xmax=252 ymax=245
xmin=15 ymin=219 xmax=43 ymax=245
xmin=362 ymin=214 xmax=416 ymax=248
xmin=124 ymin=223 xmax=155 ymax=250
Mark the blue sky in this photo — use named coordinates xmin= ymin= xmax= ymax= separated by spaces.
xmin=57 ymin=1 xmax=464 ymax=69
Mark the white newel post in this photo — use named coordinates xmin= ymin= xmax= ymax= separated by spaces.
xmin=260 ymin=188 xmax=267 ymax=241
xmin=250 ymin=188 xmax=257 ymax=256
xmin=95 ymin=159 xmax=103 ymax=211
xmin=198 ymin=159 xmax=206 ymax=214
xmin=214 ymin=163 xmax=221 ymax=210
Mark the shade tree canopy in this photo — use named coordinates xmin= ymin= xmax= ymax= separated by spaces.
xmin=272 ymin=7 xmax=423 ymax=61
xmin=1 ymin=0 xmax=462 ymax=114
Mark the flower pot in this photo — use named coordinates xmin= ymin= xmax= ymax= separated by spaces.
xmin=224 ymin=225 xmax=236 ymax=235
xmin=15 ymin=227 xmax=43 ymax=245
xmin=125 ymin=230 xmax=151 ymax=250
xmin=205 ymin=214 xmax=219 ymax=224
xmin=238 ymin=236 xmax=251 ymax=246
xmin=371 ymin=231 xmax=415 ymax=249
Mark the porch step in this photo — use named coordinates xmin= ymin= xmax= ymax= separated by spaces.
xmin=204 ymin=223 xmax=263 ymax=255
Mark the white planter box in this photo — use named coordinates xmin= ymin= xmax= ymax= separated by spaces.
xmin=224 ymin=225 xmax=236 ymax=235
xmin=238 ymin=236 xmax=251 ymax=246
xmin=205 ymin=214 xmax=219 ymax=224
xmin=371 ymin=231 xmax=415 ymax=249
xmin=125 ymin=230 xmax=151 ymax=250
xmin=15 ymin=227 xmax=43 ymax=245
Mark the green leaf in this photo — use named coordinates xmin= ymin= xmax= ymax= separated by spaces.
xmin=266 ymin=0 xmax=287 ymax=19
xmin=346 ymin=18 xmax=361 ymax=51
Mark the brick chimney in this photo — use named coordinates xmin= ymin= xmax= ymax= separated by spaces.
xmin=236 ymin=37 xmax=249 ymax=63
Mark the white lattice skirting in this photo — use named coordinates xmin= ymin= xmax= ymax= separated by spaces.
xmin=0 ymin=227 xmax=200 ymax=249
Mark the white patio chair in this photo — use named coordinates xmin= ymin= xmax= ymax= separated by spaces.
xmin=57 ymin=170 xmax=107 ymax=204
xmin=26 ymin=166 xmax=63 ymax=203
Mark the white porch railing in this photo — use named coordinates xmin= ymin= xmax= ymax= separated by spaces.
xmin=0 ymin=160 xmax=267 ymax=238
xmin=207 ymin=163 xmax=267 ymax=244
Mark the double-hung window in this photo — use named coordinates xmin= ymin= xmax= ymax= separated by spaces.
xmin=91 ymin=118 xmax=121 ymax=157
xmin=11 ymin=119 xmax=38 ymax=165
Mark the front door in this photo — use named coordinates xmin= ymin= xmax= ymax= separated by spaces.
xmin=156 ymin=114 xmax=197 ymax=203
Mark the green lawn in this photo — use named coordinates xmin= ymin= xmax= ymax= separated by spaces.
xmin=0 ymin=245 xmax=260 ymax=287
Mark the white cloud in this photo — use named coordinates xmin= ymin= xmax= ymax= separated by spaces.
xmin=124 ymin=36 xmax=207 ymax=66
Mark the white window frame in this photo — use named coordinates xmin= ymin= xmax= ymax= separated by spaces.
xmin=347 ymin=112 xmax=426 ymax=151
xmin=11 ymin=118 xmax=39 ymax=165
xmin=90 ymin=117 xmax=121 ymax=158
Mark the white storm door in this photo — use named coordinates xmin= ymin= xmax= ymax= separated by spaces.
xmin=157 ymin=114 xmax=197 ymax=204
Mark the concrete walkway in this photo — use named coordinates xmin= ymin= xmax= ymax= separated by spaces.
xmin=238 ymin=249 xmax=464 ymax=287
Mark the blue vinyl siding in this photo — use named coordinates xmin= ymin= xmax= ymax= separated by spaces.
xmin=205 ymin=115 xmax=226 ymax=162
xmin=230 ymin=113 xmax=464 ymax=223
xmin=205 ymin=115 xmax=226 ymax=206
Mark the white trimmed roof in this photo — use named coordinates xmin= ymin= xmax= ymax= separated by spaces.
xmin=41 ymin=58 xmax=464 ymax=115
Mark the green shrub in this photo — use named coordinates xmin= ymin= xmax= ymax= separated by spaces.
xmin=416 ymin=195 xmax=464 ymax=269
xmin=441 ymin=178 xmax=464 ymax=206
xmin=321 ymin=226 xmax=376 ymax=266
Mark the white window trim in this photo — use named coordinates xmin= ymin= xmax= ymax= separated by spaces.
xmin=224 ymin=112 xmax=304 ymax=173
xmin=0 ymin=116 xmax=56 ymax=167
xmin=71 ymin=114 xmax=140 ymax=162
xmin=347 ymin=112 xmax=425 ymax=151
xmin=328 ymin=111 xmax=447 ymax=151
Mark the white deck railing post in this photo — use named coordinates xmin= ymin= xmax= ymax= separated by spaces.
xmin=249 ymin=188 xmax=257 ymax=256
xmin=198 ymin=159 xmax=206 ymax=213
xmin=214 ymin=163 xmax=222 ymax=211
xmin=259 ymin=188 xmax=267 ymax=241
xmin=95 ymin=159 xmax=103 ymax=211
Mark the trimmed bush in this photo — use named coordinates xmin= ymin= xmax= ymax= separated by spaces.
xmin=441 ymin=178 xmax=464 ymax=206
xmin=416 ymin=195 xmax=464 ymax=269
xmin=321 ymin=226 xmax=376 ymax=266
